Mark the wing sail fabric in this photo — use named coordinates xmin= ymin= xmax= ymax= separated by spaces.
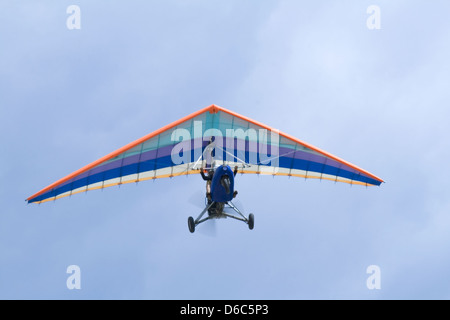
xmin=27 ymin=105 xmax=383 ymax=204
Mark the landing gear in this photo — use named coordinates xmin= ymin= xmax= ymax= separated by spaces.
xmin=248 ymin=213 xmax=254 ymax=230
xmin=187 ymin=200 xmax=216 ymax=234
xmin=188 ymin=216 xmax=195 ymax=233
xmin=188 ymin=200 xmax=254 ymax=233
xmin=226 ymin=201 xmax=254 ymax=231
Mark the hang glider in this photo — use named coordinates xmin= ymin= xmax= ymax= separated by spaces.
xmin=26 ymin=104 xmax=383 ymax=204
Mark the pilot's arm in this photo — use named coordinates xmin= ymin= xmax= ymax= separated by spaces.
xmin=200 ymin=168 xmax=211 ymax=181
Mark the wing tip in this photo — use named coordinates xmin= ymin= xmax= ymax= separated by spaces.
xmin=208 ymin=104 xmax=221 ymax=114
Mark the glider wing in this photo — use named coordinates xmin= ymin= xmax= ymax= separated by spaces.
xmin=27 ymin=105 xmax=383 ymax=204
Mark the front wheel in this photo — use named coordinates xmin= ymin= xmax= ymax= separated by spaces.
xmin=248 ymin=213 xmax=254 ymax=230
xmin=188 ymin=217 xmax=195 ymax=233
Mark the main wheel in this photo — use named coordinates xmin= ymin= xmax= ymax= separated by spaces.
xmin=188 ymin=216 xmax=195 ymax=233
xmin=248 ymin=213 xmax=254 ymax=230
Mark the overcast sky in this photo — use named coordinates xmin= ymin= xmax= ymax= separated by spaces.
xmin=1 ymin=0 xmax=450 ymax=299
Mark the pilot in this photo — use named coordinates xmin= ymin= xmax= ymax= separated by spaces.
xmin=200 ymin=167 xmax=215 ymax=201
